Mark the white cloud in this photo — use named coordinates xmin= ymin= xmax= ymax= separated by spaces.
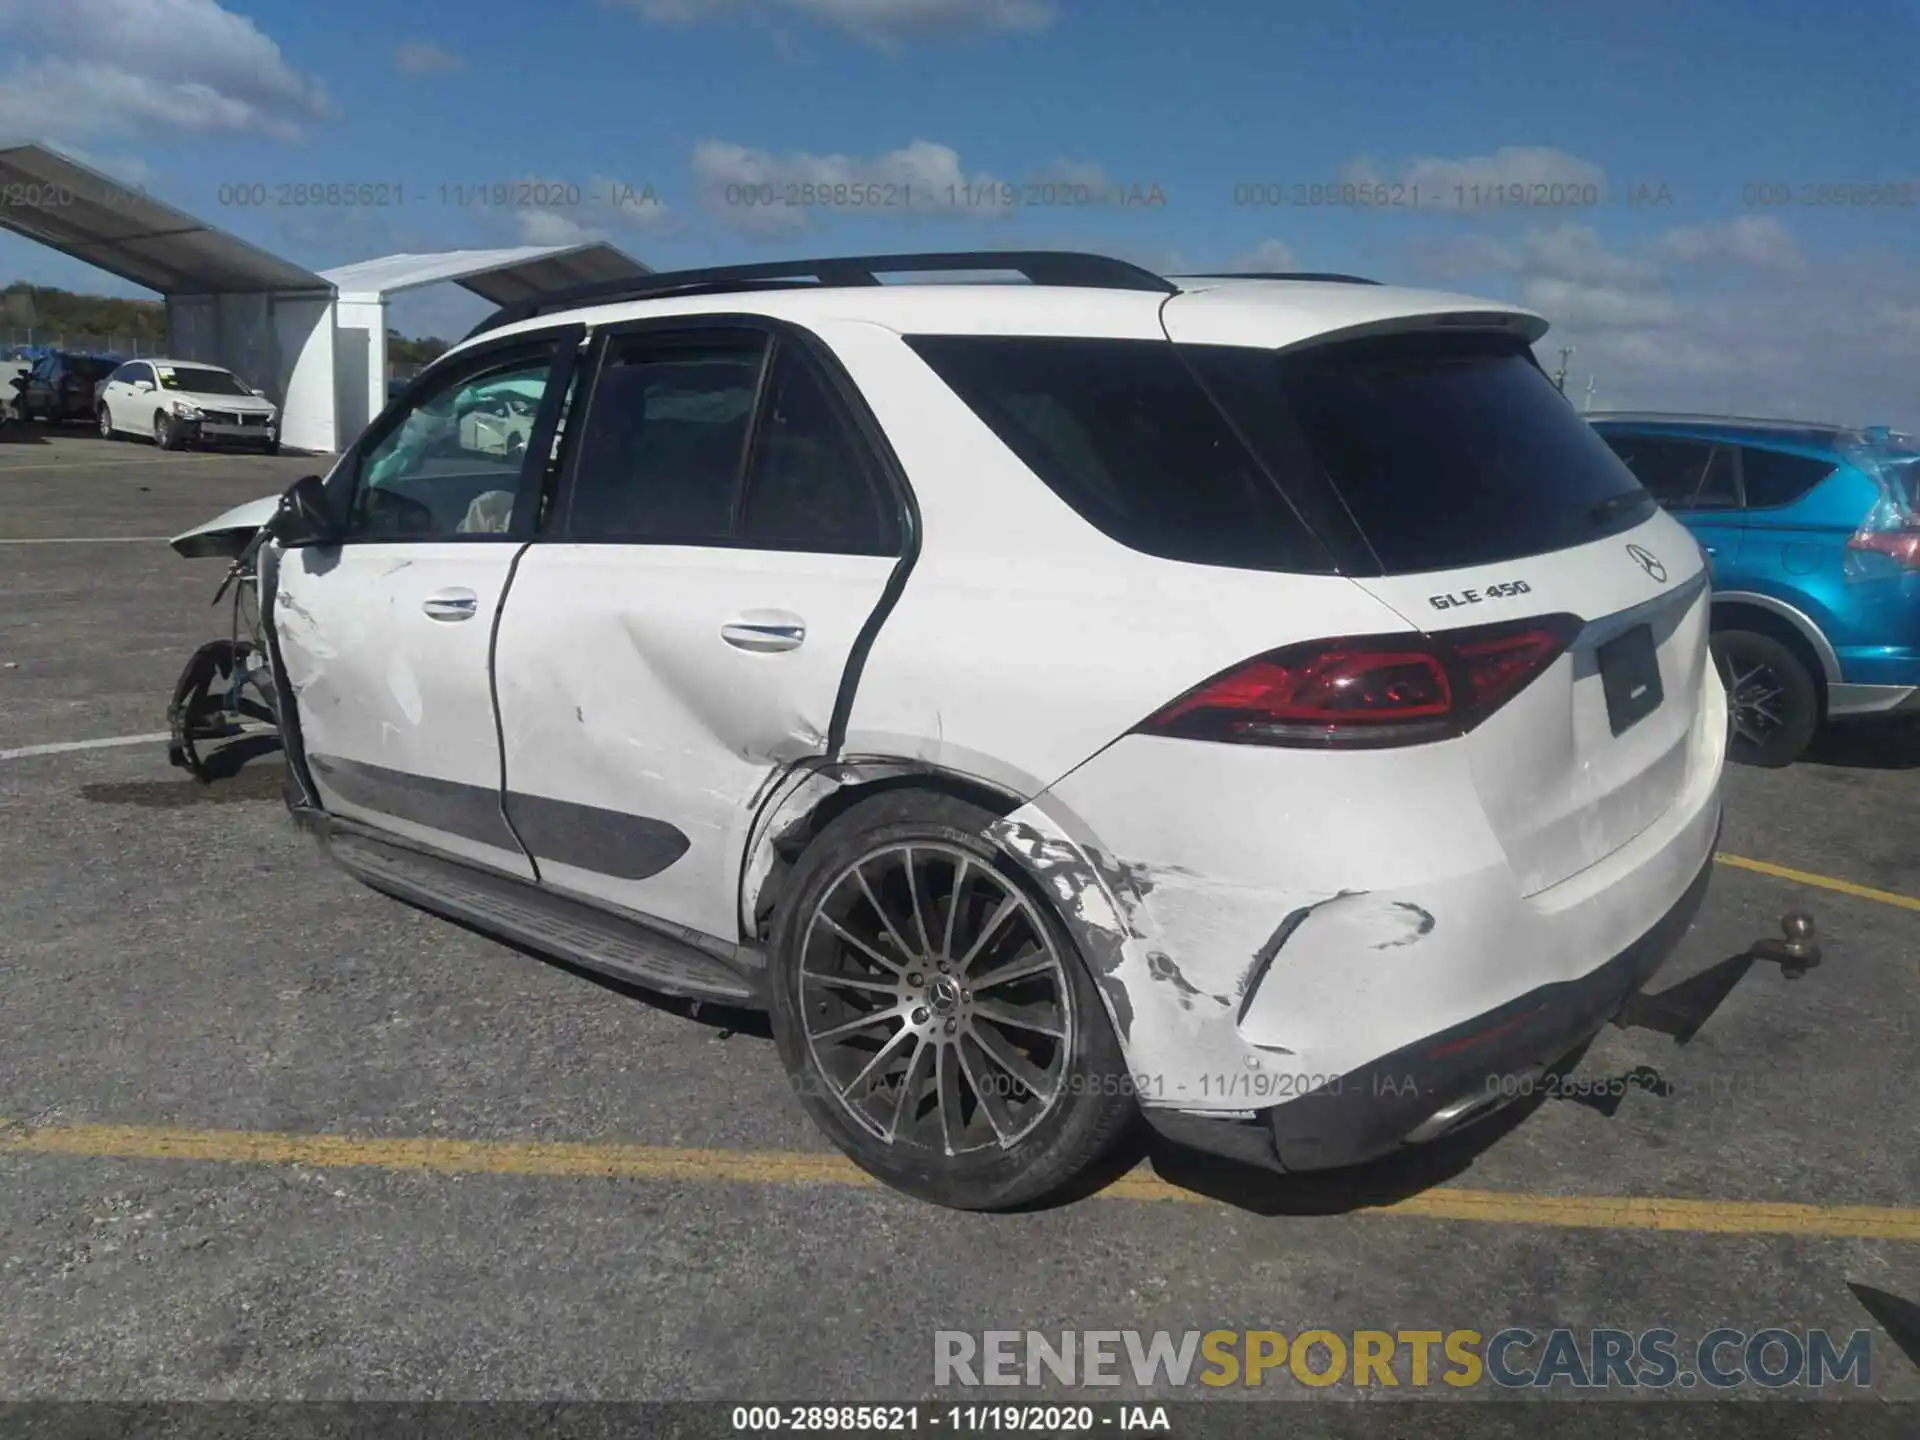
xmin=394 ymin=42 xmax=463 ymax=75
xmin=1518 ymin=275 xmax=1678 ymax=329
xmin=0 ymin=0 xmax=329 ymax=142
xmin=43 ymin=145 xmax=160 ymax=189
xmin=1399 ymin=210 xmax=1917 ymax=425
xmin=492 ymin=176 xmax=678 ymax=249
xmin=1223 ymin=238 xmax=1300 ymax=272
xmin=685 ymin=140 xmax=1143 ymax=237
xmin=690 ymin=138 xmax=1005 ymax=235
xmin=1651 ymin=215 xmax=1805 ymax=271
xmin=1342 ymin=146 xmax=1607 ymax=212
xmin=608 ymin=0 xmax=1054 ymax=45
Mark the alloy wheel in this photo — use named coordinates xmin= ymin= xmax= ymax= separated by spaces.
xmin=799 ymin=843 xmax=1073 ymax=1156
xmin=1720 ymin=651 xmax=1787 ymax=750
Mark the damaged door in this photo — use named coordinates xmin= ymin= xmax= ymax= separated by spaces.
xmin=272 ymin=330 xmax=579 ymax=876
xmin=492 ymin=321 xmax=908 ymax=940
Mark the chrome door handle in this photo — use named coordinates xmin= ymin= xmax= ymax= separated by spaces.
xmin=422 ymin=587 xmax=479 ymax=622
xmin=721 ymin=616 xmax=806 ymax=653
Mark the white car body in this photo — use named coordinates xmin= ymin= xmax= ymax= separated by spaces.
xmin=98 ymin=357 xmax=278 ymax=447
xmin=216 ymin=256 xmax=1726 ymax=1204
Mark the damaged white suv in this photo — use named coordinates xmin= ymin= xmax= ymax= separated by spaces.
xmin=177 ymin=251 xmax=1726 ymax=1210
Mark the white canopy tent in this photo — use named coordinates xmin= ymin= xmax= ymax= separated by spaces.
xmin=0 ymin=141 xmax=336 ymax=429
xmin=2 ymin=143 xmax=653 ymax=453
xmin=312 ymin=245 xmax=652 ymax=452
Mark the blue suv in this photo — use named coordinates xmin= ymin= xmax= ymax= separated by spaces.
xmin=1589 ymin=413 xmax=1920 ymax=765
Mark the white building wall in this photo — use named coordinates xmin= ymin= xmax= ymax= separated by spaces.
xmin=276 ymin=295 xmax=338 ymax=455
xmin=167 ymin=290 xmax=339 ymax=453
xmin=332 ymin=294 xmax=388 ymax=452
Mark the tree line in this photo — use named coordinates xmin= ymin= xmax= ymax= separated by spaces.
xmin=1 ymin=282 xmax=448 ymax=360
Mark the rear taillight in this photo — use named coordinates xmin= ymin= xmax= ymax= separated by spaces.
xmin=1136 ymin=614 xmax=1583 ymax=749
xmin=1846 ymin=527 xmax=1920 ymax=569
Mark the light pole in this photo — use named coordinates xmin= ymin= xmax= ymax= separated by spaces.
xmin=1552 ymin=346 xmax=1575 ymax=394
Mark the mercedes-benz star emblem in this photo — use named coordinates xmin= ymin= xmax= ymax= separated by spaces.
xmin=1626 ymin=543 xmax=1667 ymax=583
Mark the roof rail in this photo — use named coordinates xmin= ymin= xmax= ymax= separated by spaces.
xmin=463 ymin=250 xmax=1178 ymax=339
xmin=1585 ymin=410 xmax=1850 ymax=433
xmin=1179 ymin=271 xmax=1381 ymax=285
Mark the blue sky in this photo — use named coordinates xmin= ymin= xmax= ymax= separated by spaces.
xmin=2 ymin=0 xmax=1916 ymax=421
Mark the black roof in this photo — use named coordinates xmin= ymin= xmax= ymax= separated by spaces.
xmin=463 ymin=250 xmax=1182 ymax=340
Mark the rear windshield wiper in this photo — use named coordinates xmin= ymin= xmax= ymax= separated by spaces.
xmin=1588 ymin=489 xmax=1653 ymax=525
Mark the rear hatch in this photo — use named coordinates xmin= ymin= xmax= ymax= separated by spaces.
xmin=1163 ymin=293 xmax=1711 ymax=893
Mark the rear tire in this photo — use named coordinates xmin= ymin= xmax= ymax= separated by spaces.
xmin=1712 ymin=628 xmax=1819 ymax=767
xmin=767 ymin=792 xmax=1137 ymax=1210
xmin=98 ymin=405 xmax=115 ymax=440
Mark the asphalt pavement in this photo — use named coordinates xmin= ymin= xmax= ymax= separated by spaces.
xmin=1 ymin=427 xmax=1916 ymax=1415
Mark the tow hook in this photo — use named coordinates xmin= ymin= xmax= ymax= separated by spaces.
xmin=1750 ymin=911 xmax=1821 ymax=979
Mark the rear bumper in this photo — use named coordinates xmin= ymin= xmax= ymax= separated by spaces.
xmin=1144 ymin=834 xmax=1716 ymax=1173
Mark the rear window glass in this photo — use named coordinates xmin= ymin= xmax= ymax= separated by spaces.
xmin=904 ymin=335 xmax=1332 ymax=573
xmin=1192 ymin=334 xmax=1655 ymax=574
xmin=1739 ymin=446 xmax=1834 ymax=509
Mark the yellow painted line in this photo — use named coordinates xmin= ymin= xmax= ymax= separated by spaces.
xmin=4 ymin=1121 xmax=1919 ymax=1241
xmin=1716 ymin=852 xmax=1920 ymax=913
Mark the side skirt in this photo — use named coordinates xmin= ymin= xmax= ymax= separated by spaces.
xmin=297 ymin=810 xmax=768 ymax=1007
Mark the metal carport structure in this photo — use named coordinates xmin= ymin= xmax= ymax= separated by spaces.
xmin=0 ymin=141 xmax=336 ymax=439
xmin=314 ymin=246 xmax=652 ymax=453
xmin=3 ymin=143 xmax=653 ymax=453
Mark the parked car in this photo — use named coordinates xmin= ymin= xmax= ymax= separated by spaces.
xmin=1 ymin=357 xmax=30 ymax=419
xmin=1590 ymin=413 xmax=1920 ymax=766
xmin=97 ymin=358 xmax=279 ymax=453
xmin=11 ymin=350 xmax=120 ymax=423
xmin=172 ymin=252 xmax=1726 ymax=1211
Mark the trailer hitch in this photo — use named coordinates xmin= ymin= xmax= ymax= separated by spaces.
xmin=1749 ymin=911 xmax=1821 ymax=979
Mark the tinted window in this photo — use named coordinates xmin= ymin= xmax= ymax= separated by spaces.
xmin=565 ymin=336 xmax=765 ymax=542
xmin=905 ymin=335 xmax=1331 ymax=573
xmin=1187 ymin=334 xmax=1655 ymax=574
xmin=739 ymin=343 xmax=899 ymax=554
xmin=155 ymin=364 xmax=249 ymax=396
xmin=1740 ymin=447 xmax=1834 ymax=509
xmin=346 ymin=348 xmax=559 ymax=540
xmin=1692 ymin=446 xmax=1739 ymax=509
xmin=1600 ymin=436 xmax=1716 ymax=508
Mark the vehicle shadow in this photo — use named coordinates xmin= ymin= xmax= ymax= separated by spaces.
xmin=78 ymin=736 xmax=287 ymax=807
xmin=429 ymin=914 xmax=774 ymax=1040
xmin=1805 ymin=716 xmax=1920 ymax=771
xmin=0 ymin=420 xmax=53 ymax=445
xmin=1849 ymin=1282 xmax=1920 ymax=1368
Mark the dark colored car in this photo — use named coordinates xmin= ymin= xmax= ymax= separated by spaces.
xmin=11 ymin=351 xmax=122 ymax=423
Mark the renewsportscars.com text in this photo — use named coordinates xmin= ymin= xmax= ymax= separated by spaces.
xmin=934 ymin=1328 xmax=1874 ymax=1391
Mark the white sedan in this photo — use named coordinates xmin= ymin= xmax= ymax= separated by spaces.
xmin=97 ymin=358 xmax=279 ymax=453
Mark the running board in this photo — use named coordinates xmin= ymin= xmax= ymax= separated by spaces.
xmin=308 ymin=814 xmax=766 ymax=1006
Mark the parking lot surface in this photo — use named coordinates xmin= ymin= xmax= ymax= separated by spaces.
xmin=2 ymin=429 xmax=1916 ymax=1406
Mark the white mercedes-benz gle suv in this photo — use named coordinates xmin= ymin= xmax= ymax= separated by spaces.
xmin=183 ymin=251 xmax=1726 ymax=1210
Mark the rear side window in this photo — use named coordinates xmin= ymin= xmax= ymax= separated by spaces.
xmin=566 ymin=337 xmax=765 ymax=542
xmin=1740 ymin=447 xmax=1834 ymax=509
xmin=1194 ymin=334 xmax=1654 ymax=574
xmin=1601 ymin=436 xmax=1727 ymax=509
xmin=738 ymin=341 xmax=900 ymax=555
xmin=905 ymin=335 xmax=1332 ymax=573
